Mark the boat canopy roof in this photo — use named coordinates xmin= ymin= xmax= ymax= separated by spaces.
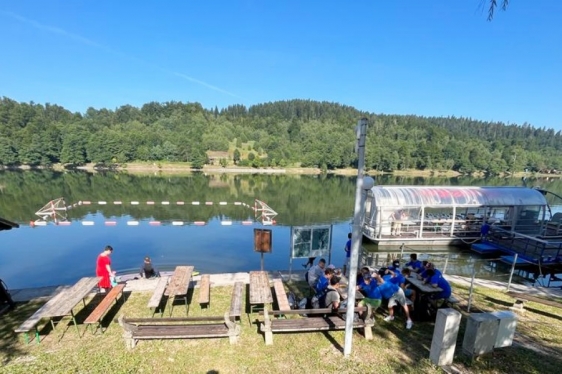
xmin=368 ymin=186 xmax=548 ymax=208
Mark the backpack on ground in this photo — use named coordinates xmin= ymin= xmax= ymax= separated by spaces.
xmin=287 ymin=292 xmax=298 ymax=309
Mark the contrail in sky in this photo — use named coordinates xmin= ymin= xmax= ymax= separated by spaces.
xmin=1 ymin=10 xmax=243 ymax=99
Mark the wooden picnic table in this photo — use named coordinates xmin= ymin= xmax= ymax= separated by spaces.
xmin=15 ymin=276 xmax=100 ymax=343
xmin=249 ymin=271 xmax=272 ymax=313
xmin=164 ymin=266 xmax=194 ymax=315
xmin=405 ymin=275 xmax=443 ymax=293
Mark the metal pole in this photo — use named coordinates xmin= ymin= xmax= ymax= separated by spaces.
xmin=506 ymin=253 xmax=518 ymax=292
xmin=443 ymin=255 xmax=449 ymax=275
xmin=344 ymin=118 xmax=369 ymax=357
xmin=328 ymin=224 xmax=333 ymax=265
xmin=467 ymin=259 xmax=477 ymax=313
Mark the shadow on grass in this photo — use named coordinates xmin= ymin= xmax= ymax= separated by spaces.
xmin=0 ymin=301 xmax=42 ymax=364
xmin=485 ymin=295 xmax=562 ymax=321
xmin=159 ymin=288 xmax=195 ymax=318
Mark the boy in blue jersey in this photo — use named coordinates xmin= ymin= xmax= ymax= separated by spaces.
xmin=356 ymin=267 xmax=372 ymax=288
xmin=373 ymin=273 xmax=413 ymax=329
xmin=357 ymin=274 xmax=382 ymax=321
xmin=314 ymin=268 xmax=334 ymax=296
xmin=405 ymin=253 xmax=423 ymax=273
xmin=400 ymin=268 xmax=416 ymax=309
xmin=424 ymin=269 xmax=452 ymax=305
xmin=388 ymin=259 xmax=400 ymax=272
xmin=386 ymin=267 xmax=416 ymax=311
xmin=343 ymin=233 xmax=352 ymax=276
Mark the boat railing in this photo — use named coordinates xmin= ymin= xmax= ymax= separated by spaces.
xmin=488 ymin=226 xmax=562 ymax=263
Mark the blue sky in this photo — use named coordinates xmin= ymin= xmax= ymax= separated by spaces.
xmin=1 ymin=1 xmax=561 ymax=130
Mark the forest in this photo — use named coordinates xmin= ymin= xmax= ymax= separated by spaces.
xmin=1 ymin=96 xmax=561 ymax=175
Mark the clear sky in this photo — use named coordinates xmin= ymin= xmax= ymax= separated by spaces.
xmin=1 ymin=1 xmax=561 ymax=130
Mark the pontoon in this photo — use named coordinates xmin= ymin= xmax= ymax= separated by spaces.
xmin=362 ymin=186 xmax=549 ymax=246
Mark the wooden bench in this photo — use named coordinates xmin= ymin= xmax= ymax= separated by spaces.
xmin=147 ymin=277 xmax=168 ymax=317
xmin=260 ymin=306 xmax=373 ymax=345
xmin=273 ymin=279 xmax=291 ymax=312
xmin=118 ymin=312 xmax=240 ymax=348
xmin=199 ymin=274 xmax=210 ymax=309
xmin=446 ymin=295 xmax=460 ymax=306
xmin=84 ymin=284 xmax=125 ymax=333
xmin=229 ymin=282 xmax=244 ymax=320
xmin=507 ymin=291 xmax=562 ymax=313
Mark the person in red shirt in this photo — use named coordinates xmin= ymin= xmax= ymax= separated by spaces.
xmin=96 ymin=245 xmax=115 ymax=292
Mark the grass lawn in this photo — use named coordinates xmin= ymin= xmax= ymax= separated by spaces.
xmin=1 ymin=281 xmax=561 ymax=374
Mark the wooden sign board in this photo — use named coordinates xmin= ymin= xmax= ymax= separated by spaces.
xmin=254 ymin=229 xmax=272 ymax=253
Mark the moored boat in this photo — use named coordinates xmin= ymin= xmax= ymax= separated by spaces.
xmin=362 ymin=186 xmax=550 ymax=247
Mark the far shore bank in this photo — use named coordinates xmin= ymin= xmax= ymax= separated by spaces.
xmin=2 ymin=163 xmax=560 ymax=179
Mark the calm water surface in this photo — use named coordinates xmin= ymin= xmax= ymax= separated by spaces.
xmin=2 ymin=171 xmax=562 ymax=289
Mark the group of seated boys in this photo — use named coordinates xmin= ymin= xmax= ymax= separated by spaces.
xmin=304 ymin=254 xmax=452 ymax=330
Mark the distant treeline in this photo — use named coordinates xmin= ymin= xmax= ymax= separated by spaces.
xmin=1 ymin=96 xmax=561 ymax=174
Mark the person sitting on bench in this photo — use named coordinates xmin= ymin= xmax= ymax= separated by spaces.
xmin=140 ymin=256 xmax=160 ymax=279
xmin=405 ymin=253 xmax=423 ymax=273
xmin=424 ymin=268 xmax=451 ymax=307
xmin=315 ymin=268 xmax=335 ymax=296
xmin=307 ymin=258 xmax=326 ymax=288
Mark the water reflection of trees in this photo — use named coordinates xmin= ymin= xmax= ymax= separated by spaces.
xmin=3 ymin=171 xmax=562 ymax=227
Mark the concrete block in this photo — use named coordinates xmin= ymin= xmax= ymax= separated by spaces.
xmin=490 ymin=310 xmax=517 ymax=348
xmin=462 ymin=313 xmax=499 ymax=357
xmin=430 ymin=308 xmax=462 ymax=366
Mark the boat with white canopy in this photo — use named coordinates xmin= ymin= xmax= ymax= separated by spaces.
xmin=362 ymin=186 xmax=549 ymax=246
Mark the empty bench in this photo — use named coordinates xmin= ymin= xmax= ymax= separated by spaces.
xmin=147 ymin=277 xmax=168 ymax=317
xmin=229 ymin=282 xmax=244 ymax=320
xmin=84 ymin=284 xmax=125 ymax=333
xmin=273 ymin=279 xmax=291 ymax=312
xmin=199 ymin=274 xmax=210 ymax=309
xmin=260 ymin=306 xmax=373 ymax=345
xmin=118 ymin=312 xmax=240 ymax=348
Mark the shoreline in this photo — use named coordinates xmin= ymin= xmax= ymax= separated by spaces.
xmin=2 ymin=163 xmax=558 ymax=179
xmin=10 ymin=271 xmax=562 ymax=303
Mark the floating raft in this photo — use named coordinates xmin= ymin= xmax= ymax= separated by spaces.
xmin=471 ymin=242 xmax=505 ymax=255
xmin=499 ymin=255 xmax=533 ymax=266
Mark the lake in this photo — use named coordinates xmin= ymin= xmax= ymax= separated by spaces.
xmin=2 ymin=170 xmax=562 ymax=289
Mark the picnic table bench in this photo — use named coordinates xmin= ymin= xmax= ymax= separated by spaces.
xmin=272 ymin=279 xmax=291 ymax=312
xmin=118 ymin=312 xmax=240 ymax=349
xmin=15 ymin=277 xmax=100 ymax=343
xmin=249 ymin=271 xmax=273 ymax=313
xmin=260 ymin=306 xmax=373 ymax=345
xmin=164 ymin=266 xmax=194 ymax=316
xmin=199 ymin=274 xmax=210 ymax=309
xmin=229 ymin=281 xmax=244 ymax=320
xmin=147 ymin=277 xmax=169 ymax=317
xmin=84 ymin=284 xmax=126 ymax=333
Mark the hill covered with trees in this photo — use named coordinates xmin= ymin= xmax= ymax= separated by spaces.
xmin=1 ymin=96 xmax=561 ymax=175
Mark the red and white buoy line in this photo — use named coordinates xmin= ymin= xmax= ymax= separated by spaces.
xmin=30 ymin=200 xmax=268 ymax=227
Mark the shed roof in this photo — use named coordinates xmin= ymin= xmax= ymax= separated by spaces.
xmin=368 ymin=186 xmax=548 ymax=208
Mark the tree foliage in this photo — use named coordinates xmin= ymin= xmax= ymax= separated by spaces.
xmin=1 ymin=96 xmax=561 ymax=175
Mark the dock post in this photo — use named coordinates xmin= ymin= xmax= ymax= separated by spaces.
xmin=467 ymin=260 xmax=477 ymax=313
xmin=506 ymin=254 xmax=518 ymax=292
